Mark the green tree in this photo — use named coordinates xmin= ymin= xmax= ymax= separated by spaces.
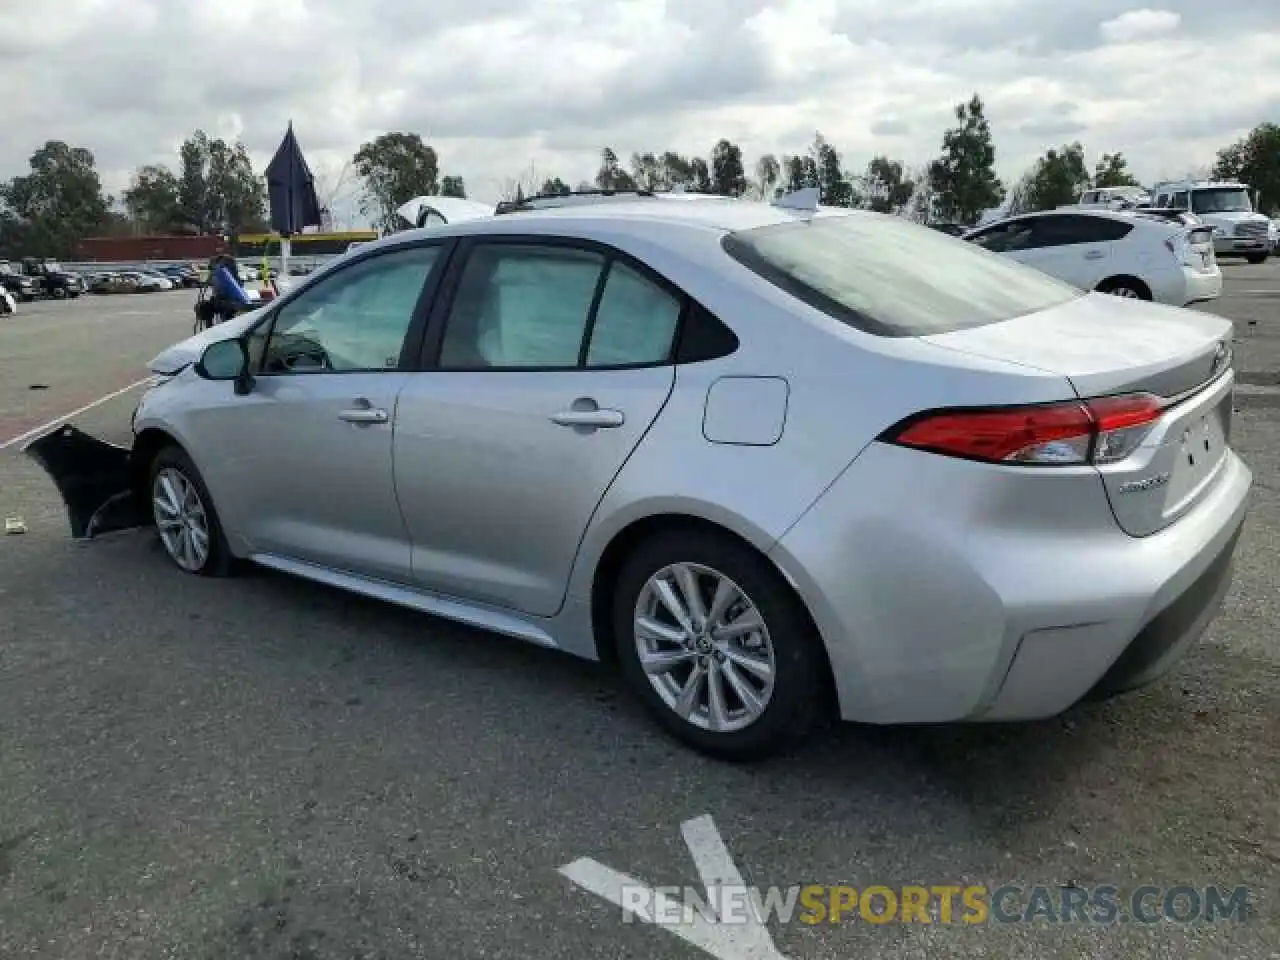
xmin=688 ymin=157 xmax=712 ymax=193
xmin=595 ymin=147 xmax=635 ymax=190
xmin=539 ymin=177 xmax=572 ymax=196
xmin=660 ymin=152 xmax=696 ymax=190
xmin=353 ymin=132 xmax=440 ymax=233
xmin=1213 ymin=123 xmax=1280 ymax=214
xmin=1020 ymin=142 xmax=1090 ymax=211
xmin=123 ymin=164 xmax=184 ymax=232
xmin=440 ymin=175 xmax=466 ymax=198
xmin=928 ymin=94 xmax=1005 ymax=225
xmin=1093 ymin=152 xmax=1140 ymax=189
xmin=782 ymin=154 xmax=818 ymax=193
xmin=755 ymin=154 xmax=780 ymax=199
xmin=0 ymin=140 xmax=110 ymax=257
xmin=810 ymin=133 xmax=854 ymax=207
xmin=864 ymin=155 xmax=914 ymax=213
xmin=710 ymin=139 xmax=747 ymax=197
xmin=173 ymin=131 xmax=267 ymax=238
xmin=630 ymin=152 xmax=662 ymax=190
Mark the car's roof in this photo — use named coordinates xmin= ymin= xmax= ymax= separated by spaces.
xmin=375 ymin=196 xmax=862 ymax=246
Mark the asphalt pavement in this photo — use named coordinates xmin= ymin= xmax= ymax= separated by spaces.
xmin=1 ymin=271 xmax=1278 ymax=959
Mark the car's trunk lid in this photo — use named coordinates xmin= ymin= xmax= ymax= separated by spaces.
xmin=922 ymin=292 xmax=1235 ymax=537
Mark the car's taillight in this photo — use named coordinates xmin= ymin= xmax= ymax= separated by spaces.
xmin=884 ymin=394 xmax=1166 ymax=466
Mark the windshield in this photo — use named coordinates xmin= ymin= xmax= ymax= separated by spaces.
xmin=1191 ymin=188 xmax=1253 ymax=214
xmin=721 ymin=214 xmax=1082 ymax=337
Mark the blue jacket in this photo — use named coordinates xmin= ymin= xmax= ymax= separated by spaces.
xmin=212 ymin=264 xmax=252 ymax=306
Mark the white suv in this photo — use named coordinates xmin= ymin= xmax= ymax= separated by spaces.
xmin=964 ymin=209 xmax=1221 ymax=305
xmin=1152 ymin=180 xmax=1270 ymax=264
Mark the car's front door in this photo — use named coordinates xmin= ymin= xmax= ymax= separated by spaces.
xmin=201 ymin=242 xmax=448 ymax=581
xmin=392 ymin=238 xmax=682 ymax=616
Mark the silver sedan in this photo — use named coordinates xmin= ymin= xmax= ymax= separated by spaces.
xmin=63 ymin=195 xmax=1252 ymax=759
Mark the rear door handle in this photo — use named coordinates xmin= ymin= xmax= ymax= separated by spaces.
xmin=1084 ymin=249 xmax=1106 ymax=260
xmin=551 ymin=409 xmax=625 ymax=429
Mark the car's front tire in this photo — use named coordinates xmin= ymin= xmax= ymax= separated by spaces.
xmin=612 ymin=529 xmax=826 ymax=761
xmin=149 ymin=446 xmax=235 ymax=577
xmin=1246 ymin=253 xmax=1269 ymax=265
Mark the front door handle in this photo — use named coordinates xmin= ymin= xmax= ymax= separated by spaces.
xmin=552 ymin=409 xmax=625 ymax=429
xmin=1084 ymin=249 xmax=1106 ymax=260
xmin=338 ymin=401 xmax=389 ymax=424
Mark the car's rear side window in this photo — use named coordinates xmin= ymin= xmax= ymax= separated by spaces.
xmin=721 ymin=214 xmax=1082 ymax=337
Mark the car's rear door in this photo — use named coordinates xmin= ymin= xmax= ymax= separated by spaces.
xmin=1016 ymin=215 xmax=1126 ymax=289
xmin=392 ymin=236 xmax=681 ymax=617
xmin=194 ymin=241 xmax=450 ymax=582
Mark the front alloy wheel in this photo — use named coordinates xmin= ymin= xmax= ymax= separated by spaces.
xmin=147 ymin=446 xmax=234 ymax=577
xmin=153 ymin=467 xmax=211 ymax=572
xmin=634 ymin=563 xmax=777 ymax=733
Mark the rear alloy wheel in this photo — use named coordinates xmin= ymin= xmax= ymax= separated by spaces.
xmin=614 ymin=531 xmax=825 ymax=760
xmin=1097 ymin=278 xmax=1150 ymax=300
xmin=149 ymin=447 xmax=234 ymax=577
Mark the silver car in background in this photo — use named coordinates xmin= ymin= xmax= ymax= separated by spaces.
xmin=106 ymin=195 xmax=1249 ymax=759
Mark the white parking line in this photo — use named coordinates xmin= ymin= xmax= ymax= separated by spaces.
xmin=0 ymin=376 xmax=153 ymax=451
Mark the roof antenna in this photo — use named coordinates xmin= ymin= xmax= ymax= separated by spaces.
xmin=773 ymin=187 xmax=819 ymax=214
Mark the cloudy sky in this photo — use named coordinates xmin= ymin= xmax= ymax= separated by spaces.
xmin=2 ymin=0 xmax=1277 ymax=217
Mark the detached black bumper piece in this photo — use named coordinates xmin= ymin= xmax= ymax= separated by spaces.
xmin=24 ymin=424 xmax=148 ymax=540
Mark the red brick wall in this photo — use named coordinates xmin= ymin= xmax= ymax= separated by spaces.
xmin=74 ymin=235 xmax=227 ymax=262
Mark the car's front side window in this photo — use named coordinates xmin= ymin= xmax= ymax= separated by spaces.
xmin=259 ymin=246 xmax=440 ymax=374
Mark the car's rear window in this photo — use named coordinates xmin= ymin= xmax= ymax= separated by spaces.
xmin=721 ymin=214 xmax=1083 ymax=337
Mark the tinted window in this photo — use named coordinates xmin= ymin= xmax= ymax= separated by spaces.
xmin=1031 ymin=215 xmax=1132 ymax=246
xmin=586 ymin=261 xmax=682 ymax=367
xmin=723 ymin=215 xmax=1081 ymax=337
xmin=968 ymin=220 xmax=1036 ymax=253
xmin=259 ymin=246 xmax=438 ymax=374
xmin=1172 ymin=192 xmax=1189 ymax=210
xmin=439 ymin=245 xmax=604 ymax=369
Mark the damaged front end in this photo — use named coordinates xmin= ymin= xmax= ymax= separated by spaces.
xmin=24 ymin=424 xmax=151 ymax=540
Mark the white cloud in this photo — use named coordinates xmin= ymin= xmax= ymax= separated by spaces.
xmin=1099 ymin=8 xmax=1181 ymax=44
xmin=0 ymin=0 xmax=1274 ymax=210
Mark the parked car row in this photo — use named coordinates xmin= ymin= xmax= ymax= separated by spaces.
xmin=0 ymin=258 xmax=85 ymax=300
xmin=87 ymin=269 xmax=184 ymax=294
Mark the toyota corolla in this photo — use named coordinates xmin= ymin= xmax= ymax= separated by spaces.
xmin=28 ymin=192 xmax=1251 ymax=760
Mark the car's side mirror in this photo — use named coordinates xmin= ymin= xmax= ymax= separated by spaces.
xmin=196 ymin=338 xmax=255 ymax=395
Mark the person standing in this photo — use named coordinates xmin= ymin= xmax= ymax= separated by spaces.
xmin=209 ymin=254 xmax=253 ymax=323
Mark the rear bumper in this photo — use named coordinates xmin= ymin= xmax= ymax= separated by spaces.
xmin=1180 ymin=265 xmax=1222 ymax=305
xmin=770 ymin=442 xmax=1252 ymax=724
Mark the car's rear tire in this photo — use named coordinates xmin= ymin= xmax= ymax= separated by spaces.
xmin=1246 ymin=253 xmax=1269 ymax=265
xmin=148 ymin=446 xmax=235 ymax=577
xmin=1096 ymin=277 xmax=1152 ymax=300
xmin=612 ymin=529 xmax=826 ymax=761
